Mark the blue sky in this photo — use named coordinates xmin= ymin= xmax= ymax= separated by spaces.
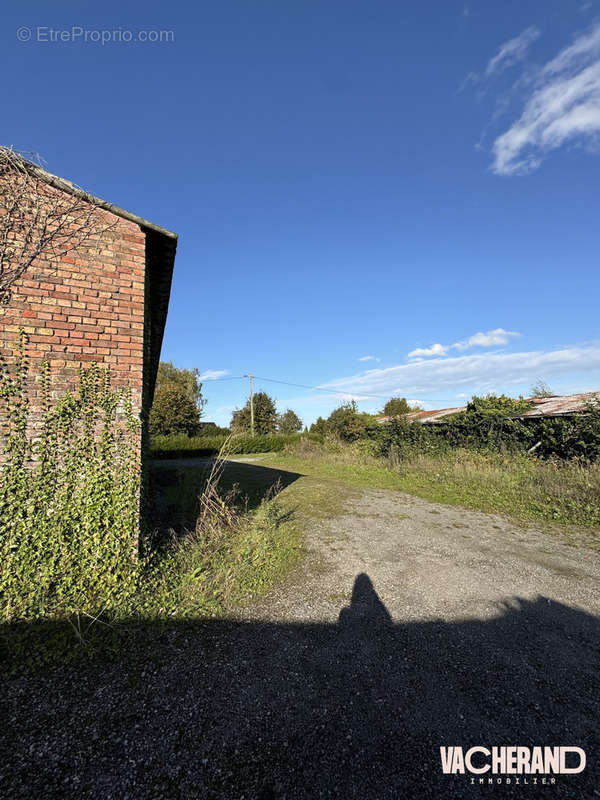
xmin=4 ymin=0 xmax=600 ymax=426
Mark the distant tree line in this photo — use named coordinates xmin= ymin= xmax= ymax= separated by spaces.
xmin=309 ymin=390 xmax=600 ymax=462
xmin=149 ymin=365 xmax=304 ymax=438
xmin=230 ymin=392 xmax=303 ymax=435
xmin=309 ymin=396 xmax=421 ymax=441
xmin=150 ymin=372 xmax=595 ymax=460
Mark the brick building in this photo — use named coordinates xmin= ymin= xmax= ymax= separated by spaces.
xmin=0 ymin=155 xmax=177 ymax=474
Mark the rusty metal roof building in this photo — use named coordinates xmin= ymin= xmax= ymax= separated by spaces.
xmin=514 ymin=392 xmax=600 ymax=418
xmin=376 ymin=391 xmax=600 ymax=425
xmin=376 ymin=407 xmax=466 ymax=425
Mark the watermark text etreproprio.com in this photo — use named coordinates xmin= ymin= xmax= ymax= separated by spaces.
xmin=16 ymin=26 xmax=175 ymax=45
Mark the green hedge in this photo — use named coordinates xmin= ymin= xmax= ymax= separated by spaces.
xmin=151 ymin=433 xmax=322 ymax=459
xmin=369 ymin=406 xmax=600 ymax=462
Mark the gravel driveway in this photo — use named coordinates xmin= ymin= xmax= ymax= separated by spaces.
xmin=2 ymin=486 xmax=599 ymax=799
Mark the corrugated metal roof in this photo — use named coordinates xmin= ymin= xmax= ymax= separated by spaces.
xmin=376 ymin=407 xmax=465 ymax=424
xmin=376 ymin=391 xmax=600 ymax=425
xmin=515 ymin=392 xmax=600 ymax=418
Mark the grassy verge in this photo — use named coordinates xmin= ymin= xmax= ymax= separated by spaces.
xmin=261 ymin=441 xmax=600 ymax=531
xmin=2 ymin=459 xmax=305 ymax=676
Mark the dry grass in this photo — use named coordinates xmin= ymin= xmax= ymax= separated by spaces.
xmin=145 ymin=438 xmax=302 ymax=618
xmin=270 ymin=439 xmax=600 ymax=530
xmin=394 ymin=449 xmax=600 ymax=528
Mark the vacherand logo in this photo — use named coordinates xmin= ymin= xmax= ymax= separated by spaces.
xmin=440 ymin=746 xmax=586 ymax=776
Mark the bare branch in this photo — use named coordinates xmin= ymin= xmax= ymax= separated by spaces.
xmin=0 ymin=146 xmax=117 ymax=305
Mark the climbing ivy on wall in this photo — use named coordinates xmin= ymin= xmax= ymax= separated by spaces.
xmin=0 ymin=331 xmax=142 ymax=621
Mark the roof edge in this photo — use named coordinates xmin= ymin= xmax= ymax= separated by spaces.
xmin=20 ymin=159 xmax=177 ymax=240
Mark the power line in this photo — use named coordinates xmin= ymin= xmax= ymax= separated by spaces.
xmin=250 ymin=374 xmax=393 ymax=401
xmin=200 ymin=375 xmax=245 ymax=382
xmin=200 ymin=372 xmax=429 ymax=404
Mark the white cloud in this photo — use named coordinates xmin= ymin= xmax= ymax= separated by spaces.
xmin=542 ymin=22 xmax=600 ymax=75
xmin=323 ymin=343 xmax=600 ymax=398
xmin=485 ymin=27 xmax=541 ymax=78
xmin=492 ymin=23 xmax=600 ymax=174
xmin=453 ymin=327 xmax=520 ymax=350
xmin=408 ymin=343 xmax=449 ymax=359
xmin=358 ymin=355 xmax=380 ymax=362
xmin=198 ymin=369 xmax=228 ymax=380
xmin=456 ymin=392 xmax=470 ymax=398
xmin=408 ymin=328 xmax=520 ymax=359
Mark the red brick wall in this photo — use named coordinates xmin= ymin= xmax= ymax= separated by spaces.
xmin=0 ymin=193 xmax=148 ymax=431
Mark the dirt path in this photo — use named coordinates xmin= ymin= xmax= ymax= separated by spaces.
xmin=246 ymin=487 xmax=600 ymax=624
xmin=2 ymin=484 xmax=599 ymax=799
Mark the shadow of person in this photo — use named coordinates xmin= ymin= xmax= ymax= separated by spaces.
xmin=338 ymin=573 xmax=393 ymax=628
xmin=3 ymin=577 xmax=600 ymax=799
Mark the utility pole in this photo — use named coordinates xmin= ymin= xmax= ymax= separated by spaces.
xmin=245 ymin=373 xmax=254 ymax=436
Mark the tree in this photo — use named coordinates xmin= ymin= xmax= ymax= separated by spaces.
xmin=380 ymin=397 xmax=421 ymax=417
xmin=277 ymin=409 xmax=303 ymax=434
xmin=530 ymin=380 xmax=554 ymax=399
xmin=156 ymin=361 xmax=204 ymax=411
xmin=326 ymin=401 xmax=374 ymax=442
xmin=231 ymin=391 xmax=278 ymax=435
xmin=0 ymin=147 xmax=116 ymax=305
xmin=149 ymin=361 xmax=205 ymax=436
xmin=149 ymin=384 xmax=200 ymax=436
xmin=309 ymin=417 xmax=328 ymax=437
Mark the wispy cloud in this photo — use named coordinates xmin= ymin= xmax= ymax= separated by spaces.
xmin=486 ymin=26 xmax=541 ymax=78
xmin=323 ymin=343 xmax=600 ymax=398
xmin=492 ymin=23 xmax=600 ymax=174
xmin=408 ymin=328 xmax=520 ymax=359
xmin=460 ymin=26 xmax=540 ymax=92
xmin=358 ymin=355 xmax=380 ymax=362
xmin=199 ymin=369 xmax=228 ymax=380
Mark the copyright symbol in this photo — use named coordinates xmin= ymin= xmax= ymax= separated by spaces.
xmin=16 ymin=26 xmax=32 ymax=42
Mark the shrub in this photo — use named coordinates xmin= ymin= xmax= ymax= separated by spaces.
xmin=369 ymin=415 xmax=443 ymax=458
xmin=462 ymin=394 xmax=532 ymax=416
xmin=0 ymin=332 xmax=141 ymax=621
xmin=324 ymin=402 xmax=378 ymax=442
xmin=368 ymin=401 xmax=600 ymax=462
xmin=531 ymin=408 xmax=600 ymax=461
